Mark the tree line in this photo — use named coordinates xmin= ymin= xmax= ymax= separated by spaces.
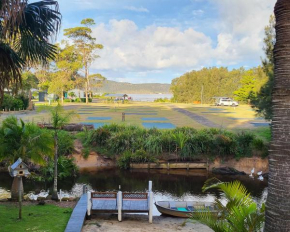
xmin=171 ymin=16 xmax=275 ymax=120
xmin=171 ymin=66 xmax=267 ymax=104
xmin=1 ymin=17 xmax=105 ymax=106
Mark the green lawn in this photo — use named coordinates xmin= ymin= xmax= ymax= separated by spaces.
xmin=0 ymin=204 xmax=72 ymax=232
xmin=0 ymin=102 xmax=270 ymax=131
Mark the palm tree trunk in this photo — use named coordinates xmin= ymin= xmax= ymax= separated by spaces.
xmin=51 ymin=131 xmax=58 ymax=200
xmin=265 ymin=0 xmax=290 ymax=231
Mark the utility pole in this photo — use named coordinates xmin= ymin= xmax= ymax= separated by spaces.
xmin=201 ymin=85 xmax=204 ymax=105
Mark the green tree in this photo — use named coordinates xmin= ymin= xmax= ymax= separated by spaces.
xmin=234 ymin=68 xmax=267 ymax=103
xmin=48 ymin=43 xmax=82 ymax=103
xmin=0 ymin=116 xmax=54 ymax=199
xmin=0 ymin=0 xmax=61 ymax=103
xmin=171 ymin=67 xmax=245 ymax=103
xmin=64 ymin=18 xmax=104 ymax=104
xmin=251 ymin=15 xmax=275 ymax=120
xmin=193 ymin=178 xmax=265 ymax=232
xmin=88 ymin=73 xmax=106 ymax=99
xmin=39 ymin=104 xmax=76 ymax=200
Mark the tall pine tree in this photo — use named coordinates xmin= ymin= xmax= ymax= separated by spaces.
xmin=251 ymin=15 xmax=275 ymax=120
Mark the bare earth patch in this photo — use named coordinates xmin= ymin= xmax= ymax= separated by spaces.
xmin=82 ymin=214 xmax=213 ymax=232
xmin=72 ymin=139 xmax=116 ymax=170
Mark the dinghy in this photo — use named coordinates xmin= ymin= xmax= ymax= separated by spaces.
xmin=155 ymin=201 xmax=217 ymax=218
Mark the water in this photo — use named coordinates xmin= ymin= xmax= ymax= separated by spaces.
xmin=0 ymin=169 xmax=267 ymax=215
xmin=106 ymin=94 xmax=173 ymax=102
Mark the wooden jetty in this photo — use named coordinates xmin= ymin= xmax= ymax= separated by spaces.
xmin=65 ymin=187 xmax=88 ymax=232
xmin=87 ymin=181 xmax=154 ymax=223
xmin=130 ymin=162 xmax=208 ymax=170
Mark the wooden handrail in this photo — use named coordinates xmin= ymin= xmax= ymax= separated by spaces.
xmin=91 ymin=192 xmax=117 ymax=199
xmin=122 ymin=192 xmax=148 ymax=200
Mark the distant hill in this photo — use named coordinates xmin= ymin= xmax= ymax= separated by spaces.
xmin=96 ymin=80 xmax=171 ymax=94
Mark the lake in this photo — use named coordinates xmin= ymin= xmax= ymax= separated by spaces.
xmin=0 ymin=169 xmax=267 ymax=216
xmin=106 ymin=94 xmax=173 ymax=102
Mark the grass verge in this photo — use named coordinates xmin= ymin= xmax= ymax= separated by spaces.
xmin=0 ymin=204 xmax=72 ymax=232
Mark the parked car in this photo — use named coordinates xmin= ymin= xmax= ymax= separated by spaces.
xmin=215 ymin=97 xmax=239 ymax=106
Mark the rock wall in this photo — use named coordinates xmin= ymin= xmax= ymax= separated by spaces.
xmin=209 ymin=157 xmax=268 ymax=174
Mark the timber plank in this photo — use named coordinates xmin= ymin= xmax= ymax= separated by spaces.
xmin=65 ymin=194 xmax=87 ymax=232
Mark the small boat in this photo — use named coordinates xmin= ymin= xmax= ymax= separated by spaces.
xmin=155 ymin=201 xmax=217 ymax=218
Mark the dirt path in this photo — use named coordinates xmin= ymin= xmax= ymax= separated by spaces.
xmin=82 ymin=214 xmax=213 ymax=232
xmin=170 ymin=105 xmax=219 ymax=128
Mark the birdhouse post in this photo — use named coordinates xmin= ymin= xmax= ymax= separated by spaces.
xmin=8 ymin=158 xmax=30 ymax=219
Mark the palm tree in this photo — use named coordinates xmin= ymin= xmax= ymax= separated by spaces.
xmin=265 ymin=0 xmax=290 ymax=231
xmin=39 ymin=104 xmax=76 ymax=200
xmin=0 ymin=116 xmax=54 ymax=199
xmin=0 ymin=0 xmax=61 ymax=102
xmin=192 ymin=178 xmax=265 ymax=232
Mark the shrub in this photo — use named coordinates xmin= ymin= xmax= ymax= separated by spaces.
xmin=39 ymin=156 xmax=78 ymax=181
xmin=80 ymin=124 xmax=268 ymax=164
xmin=57 ymin=130 xmax=74 ymax=156
xmin=1 ymin=94 xmax=28 ymax=110
xmin=117 ymin=151 xmax=132 ymax=169
xmin=235 ymin=132 xmax=255 ymax=158
xmin=80 ymin=98 xmax=92 ymax=103
xmin=63 ymin=99 xmax=71 ymax=102
xmin=117 ymin=150 xmax=157 ymax=169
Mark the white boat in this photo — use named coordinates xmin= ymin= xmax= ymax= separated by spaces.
xmin=155 ymin=201 xmax=217 ymax=218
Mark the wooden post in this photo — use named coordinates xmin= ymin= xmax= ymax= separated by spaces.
xmin=18 ymin=176 xmax=22 ymax=219
xmin=87 ymin=192 xmax=91 ymax=219
xmin=148 ymin=181 xmax=152 ymax=192
xmin=148 ymin=181 xmax=153 ymax=223
xmin=83 ymin=185 xmax=87 ymax=194
xmin=59 ymin=189 xmax=62 ymax=202
xmin=118 ymin=191 xmax=122 ymax=222
xmin=122 ymin=112 xmax=125 ymax=121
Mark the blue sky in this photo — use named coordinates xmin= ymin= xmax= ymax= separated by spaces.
xmin=55 ymin=0 xmax=276 ymax=84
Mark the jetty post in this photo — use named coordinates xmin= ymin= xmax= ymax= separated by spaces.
xmin=148 ymin=181 xmax=153 ymax=223
xmin=87 ymin=191 xmax=92 ymax=219
xmin=118 ymin=185 xmax=122 ymax=222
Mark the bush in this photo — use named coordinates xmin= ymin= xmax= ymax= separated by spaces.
xmin=1 ymin=94 xmax=28 ymax=110
xmin=39 ymin=156 xmax=78 ymax=181
xmin=57 ymin=130 xmax=74 ymax=156
xmin=63 ymin=99 xmax=71 ymax=102
xmin=80 ymin=98 xmax=92 ymax=103
xmin=79 ymin=124 xmax=268 ymax=166
xmin=117 ymin=150 xmax=157 ymax=169
xmin=235 ymin=132 xmax=255 ymax=158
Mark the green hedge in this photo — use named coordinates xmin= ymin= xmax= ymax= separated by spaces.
xmin=1 ymin=94 xmax=29 ymax=110
xmin=75 ymin=98 xmax=92 ymax=103
xmin=79 ymin=124 xmax=268 ymax=169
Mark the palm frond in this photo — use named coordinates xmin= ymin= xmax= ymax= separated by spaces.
xmin=192 ymin=178 xmax=265 ymax=232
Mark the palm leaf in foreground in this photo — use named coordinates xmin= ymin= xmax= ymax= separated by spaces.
xmin=192 ymin=178 xmax=265 ymax=232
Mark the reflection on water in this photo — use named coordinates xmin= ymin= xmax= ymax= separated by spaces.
xmin=0 ymin=169 xmax=268 ymax=215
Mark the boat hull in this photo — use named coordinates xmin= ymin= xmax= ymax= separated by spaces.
xmin=155 ymin=203 xmax=191 ymax=218
xmin=155 ymin=201 xmax=217 ymax=218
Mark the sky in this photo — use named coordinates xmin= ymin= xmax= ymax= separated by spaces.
xmin=55 ymin=0 xmax=276 ymax=84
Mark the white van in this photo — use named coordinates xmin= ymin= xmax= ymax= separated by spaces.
xmin=215 ymin=97 xmax=239 ymax=107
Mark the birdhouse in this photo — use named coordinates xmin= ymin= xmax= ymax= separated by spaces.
xmin=8 ymin=158 xmax=30 ymax=177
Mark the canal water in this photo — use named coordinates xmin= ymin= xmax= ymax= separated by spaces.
xmin=0 ymin=169 xmax=268 ymax=215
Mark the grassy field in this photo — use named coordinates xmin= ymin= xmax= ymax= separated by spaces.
xmin=0 ymin=101 xmax=271 ymax=140
xmin=0 ymin=204 xmax=72 ymax=232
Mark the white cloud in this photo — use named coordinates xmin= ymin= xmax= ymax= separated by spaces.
xmin=92 ymin=20 xmax=214 ymax=72
xmin=192 ymin=9 xmax=204 ymax=16
xmin=124 ymin=6 xmax=149 ymax=13
xmin=87 ymin=0 xmax=276 ymax=82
